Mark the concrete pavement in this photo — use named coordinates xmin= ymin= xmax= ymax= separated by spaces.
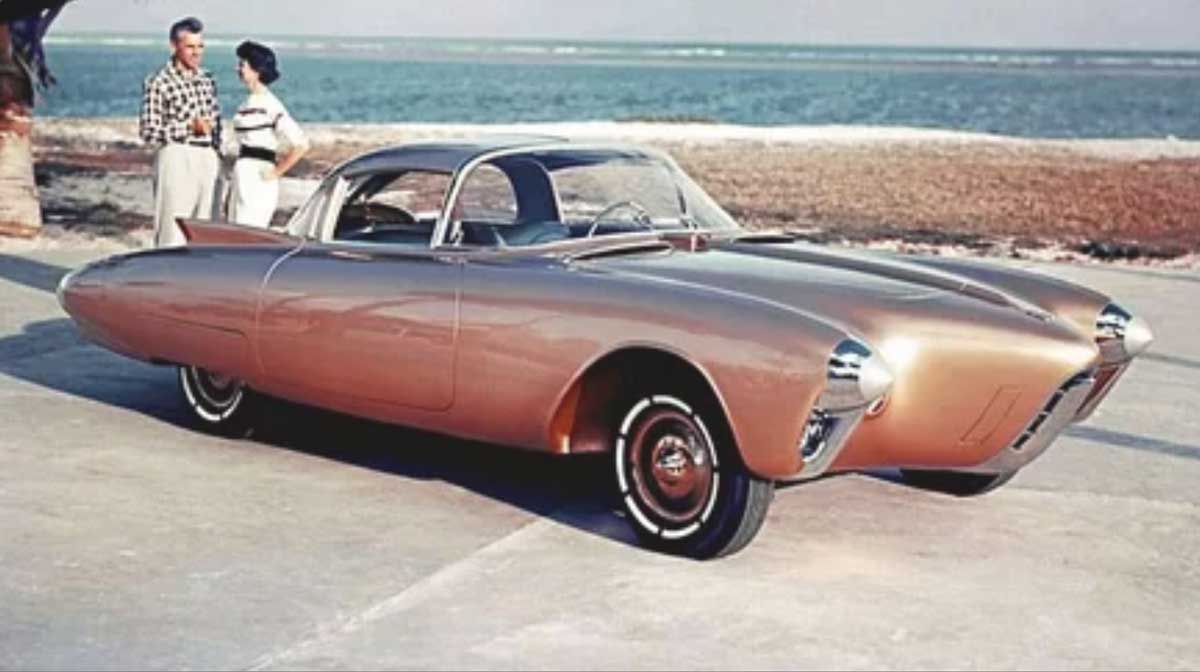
xmin=1 ymin=247 xmax=1197 ymax=670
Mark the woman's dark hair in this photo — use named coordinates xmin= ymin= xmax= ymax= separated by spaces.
xmin=169 ymin=17 xmax=204 ymax=42
xmin=236 ymin=40 xmax=280 ymax=85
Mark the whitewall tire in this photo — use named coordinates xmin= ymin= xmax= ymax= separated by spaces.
xmin=615 ymin=393 xmax=772 ymax=559
xmin=178 ymin=366 xmax=258 ymax=437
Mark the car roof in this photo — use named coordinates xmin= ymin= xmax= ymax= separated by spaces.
xmin=336 ymin=135 xmax=569 ymax=177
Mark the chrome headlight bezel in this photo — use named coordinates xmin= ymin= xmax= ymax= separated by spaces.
xmin=1096 ymin=303 xmax=1153 ymax=361
xmin=820 ymin=339 xmax=894 ymax=411
xmin=794 ymin=339 xmax=894 ymax=478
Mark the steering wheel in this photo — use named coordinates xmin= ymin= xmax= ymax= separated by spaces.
xmin=585 ymin=200 xmax=654 ymax=238
xmin=364 ymin=202 xmax=417 ymax=226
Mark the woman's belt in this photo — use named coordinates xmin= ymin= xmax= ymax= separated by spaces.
xmin=239 ymin=146 xmax=277 ymax=163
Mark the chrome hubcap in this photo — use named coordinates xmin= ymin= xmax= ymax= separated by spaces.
xmin=190 ymin=367 xmax=242 ymax=410
xmin=629 ymin=408 xmax=714 ymax=524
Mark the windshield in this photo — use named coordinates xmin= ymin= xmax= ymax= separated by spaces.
xmin=448 ymin=147 xmax=741 ymax=247
xmin=669 ymin=164 xmax=741 ymax=232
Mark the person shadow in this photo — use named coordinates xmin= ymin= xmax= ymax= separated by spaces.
xmin=0 ymin=252 xmax=637 ymax=551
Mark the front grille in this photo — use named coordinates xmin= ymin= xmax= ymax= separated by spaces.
xmin=1012 ymin=370 xmax=1095 ymax=451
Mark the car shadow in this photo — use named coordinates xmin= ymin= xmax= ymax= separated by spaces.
xmin=250 ymin=394 xmax=636 ymax=541
xmin=0 ymin=254 xmax=636 ymax=549
xmin=0 ymin=316 xmax=639 ymax=552
xmin=0 ymin=252 xmax=73 ymax=294
xmin=6 ymin=253 xmax=1197 ymax=556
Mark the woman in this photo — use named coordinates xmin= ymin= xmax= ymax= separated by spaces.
xmin=228 ymin=40 xmax=309 ymax=228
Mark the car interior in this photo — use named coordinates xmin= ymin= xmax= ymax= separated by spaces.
xmin=331 ymin=170 xmax=444 ymax=245
xmin=329 ymin=152 xmax=691 ymax=248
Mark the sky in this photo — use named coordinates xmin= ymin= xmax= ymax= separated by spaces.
xmin=53 ymin=0 xmax=1200 ymax=50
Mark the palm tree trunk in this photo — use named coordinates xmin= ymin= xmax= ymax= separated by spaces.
xmin=0 ymin=23 xmax=41 ymax=238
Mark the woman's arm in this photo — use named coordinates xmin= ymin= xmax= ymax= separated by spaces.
xmin=265 ymin=140 xmax=309 ymax=180
xmin=265 ymin=106 xmax=309 ymax=180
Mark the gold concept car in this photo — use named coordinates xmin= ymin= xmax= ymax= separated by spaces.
xmin=59 ymin=139 xmax=1153 ymax=558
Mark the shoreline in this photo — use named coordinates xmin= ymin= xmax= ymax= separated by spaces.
xmin=35 ymin=116 xmax=1200 ymax=156
xmin=14 ymin=117 xmax=1200 ymax=267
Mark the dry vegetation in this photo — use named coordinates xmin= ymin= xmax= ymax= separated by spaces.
xmin=30 ymin=126 xmax=1200 ymax=261
xmin=669 ymin=142 xmax=1200 ymax=258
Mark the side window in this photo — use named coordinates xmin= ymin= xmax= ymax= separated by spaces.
xmin=332 ymin=171 xmax=451 ymax=245
xmin=455 ymin=164 xmax=517 ymax=224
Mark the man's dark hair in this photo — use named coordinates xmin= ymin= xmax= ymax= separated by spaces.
xmin=169 ymin=16 xmax=204 ymax=42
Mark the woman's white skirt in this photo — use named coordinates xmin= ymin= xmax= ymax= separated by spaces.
xmin=229 ymin=158 xmax=279 ymax=228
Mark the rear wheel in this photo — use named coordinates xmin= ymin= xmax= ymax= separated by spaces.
xmin=178 ymin=366 xmax=258 ymax=437
xmin=899 ymin=469 xmax=1015 ymax=497
xmin=615 ymin=393 xmax=773 ymax=559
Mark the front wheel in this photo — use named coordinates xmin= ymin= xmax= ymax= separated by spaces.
xmin=899 ymin=469 xmax=1015 ymax=497
xmin=178 ymin=365 xmax=258 ymax=437
xmin=615 ymin=393 xmax=773 ymax=559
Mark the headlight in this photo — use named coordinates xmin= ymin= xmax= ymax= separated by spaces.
xmin=1096 ymin=303 xmax=1154 ymax=360
xmin=819 ymin=339 xmax=894 ymax=411
xmin=796 ymin=339 xmax=893 ymax=471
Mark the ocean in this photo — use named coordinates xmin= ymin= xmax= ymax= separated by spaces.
xmin=37 ymin=34 xmax=1200 ymax=139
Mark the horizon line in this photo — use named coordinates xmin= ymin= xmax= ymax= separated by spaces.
xmin=44 ymin=29 xmax=1200 ymax=55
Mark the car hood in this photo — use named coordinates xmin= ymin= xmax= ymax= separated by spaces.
xmin=577 ymin=238 xmax=1061 ymax=341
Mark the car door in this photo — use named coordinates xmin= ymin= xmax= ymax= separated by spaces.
xmin=256 ymin=243 xmax=462 ymax=412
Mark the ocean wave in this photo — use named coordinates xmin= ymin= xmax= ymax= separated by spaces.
xmin=497 ymin=45 xmax=553 ymax=56
xmin=641 ymin=47 xmax=729 ymax=58
xmin=1074 ymin=54 xmax=1200 ymax=69
xmin=47 ymin=36 xmax=157 ymax=47
xmin=780 ymin=49 xmax=1061 ymax=68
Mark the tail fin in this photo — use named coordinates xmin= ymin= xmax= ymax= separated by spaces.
xmin=176 ymin=218 xmax=301 ymax=246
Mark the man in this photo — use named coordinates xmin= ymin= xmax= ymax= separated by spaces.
xmin=139 ymin=16 xmax=221 ymax=247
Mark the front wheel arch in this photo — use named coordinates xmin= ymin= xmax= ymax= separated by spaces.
xmin=547 ymin=346 xmax=737 ymax=458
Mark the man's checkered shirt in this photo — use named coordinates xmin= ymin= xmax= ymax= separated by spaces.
xmin=139 ymin=60 xmax=222 ymax=148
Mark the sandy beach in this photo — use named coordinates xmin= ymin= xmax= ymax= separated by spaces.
xmin=16 ymin=117 xmax=1200 ymax=266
